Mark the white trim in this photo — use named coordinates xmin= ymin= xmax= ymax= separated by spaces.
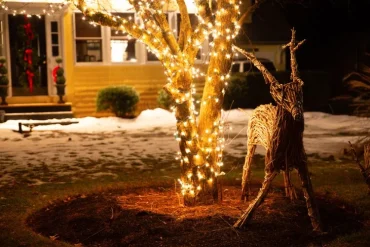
xmin=45 ymin=14 xmax=64 ymax=96
xmin=3 ymin=13 xmax=12 ymax=97
xmin=72 ymin=11 xmax=209 ymax=66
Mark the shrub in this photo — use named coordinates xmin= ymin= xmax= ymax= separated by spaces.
xmin=157 ymin=89 xmax=174 ymax=110
xmin=223 ymin=71 xmax=331 ymax=111
xmin=223 ymin=73 xmax=273 ymax=110
xmin=96 ymin=86 xmax=139 ymax=118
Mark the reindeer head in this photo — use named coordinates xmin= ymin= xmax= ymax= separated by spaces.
xmin=270 ymin=79 xmax=304 ymax=121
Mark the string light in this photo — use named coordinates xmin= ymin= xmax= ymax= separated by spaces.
xmin=0 ymin=1 xmax=69 ymax=17
xmin=74 ymin=0 xmax=240 ymax=199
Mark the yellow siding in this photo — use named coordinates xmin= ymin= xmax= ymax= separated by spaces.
xmin=62 ymin=11 xmax=206 ymax=118
xmin=62 ymin=11 xmax=163 ymax=117
xmin=72 ymin=65 xmax=167 ymax=117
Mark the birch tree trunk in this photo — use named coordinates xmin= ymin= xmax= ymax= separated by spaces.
xmin=73 ymin=0 xmax=239 ymax=206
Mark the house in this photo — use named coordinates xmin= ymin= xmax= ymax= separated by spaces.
xmin=0 ymin=0 xmax=288 ymax=119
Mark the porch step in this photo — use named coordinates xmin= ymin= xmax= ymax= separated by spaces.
xmin=0 ymin=103 xmax=74 ymax=121
xmin=0 ymin=103 xmax=72 ymax=113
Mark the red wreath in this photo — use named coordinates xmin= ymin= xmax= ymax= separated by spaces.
xmin=23 ymin=23 xmax=34 ymax=45
xmin=52 ymin=66 xmax=60 ymax=83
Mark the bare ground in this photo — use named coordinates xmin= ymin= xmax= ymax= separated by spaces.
xmin=26 ymin=185 xmax=364 ymax=247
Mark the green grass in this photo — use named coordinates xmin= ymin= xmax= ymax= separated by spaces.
xmin=1 ymin=155 xmax=370 ymax=247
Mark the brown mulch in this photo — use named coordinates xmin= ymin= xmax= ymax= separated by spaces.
xmin=26 ymin=186 xmax=364 ymax=247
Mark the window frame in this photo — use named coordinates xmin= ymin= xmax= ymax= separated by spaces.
xmin=73 ymin=12 xmax=104 ymax=64
xmin=108 ymin=12 xmax=138 ymax=64
xmin=73 ymin=11 xmax=208 ymax=65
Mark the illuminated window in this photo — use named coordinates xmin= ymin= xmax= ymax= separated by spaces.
xmin=74 ymin=13 xmax=102 ymax=62
xmin=110 ymin=13 xmax=137 ymax=63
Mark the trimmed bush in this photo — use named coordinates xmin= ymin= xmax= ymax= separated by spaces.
xmin=157 ymin=89 xmax=174 ymax=110
xmin=223 ymin=71 xmax=331 ymax=111
xmin=96 ymin=86 xmax=139 ymax=118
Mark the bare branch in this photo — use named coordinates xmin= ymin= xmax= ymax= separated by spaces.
xmin=75 ymin=0 xmax=143 ymax=40
xmin=177 ymin=0 xmax=192 ymax=51
xmin=233 ymin=45 xmax=279 ymax=86
xmin=349 ymin=141 xmax=366 ymax=172
xmin=238 ymin=0 xmax=267 ymax=26
xmin=130 ymin=0 xmax=180 ymax=56
xmin=186 ymin=0 xmax=214 ymax=59
xmin=349 ymin=141 xmax=370 ymax=194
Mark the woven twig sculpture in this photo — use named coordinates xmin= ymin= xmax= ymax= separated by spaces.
xmin=233 ymin=29 xmax=323 ymax=232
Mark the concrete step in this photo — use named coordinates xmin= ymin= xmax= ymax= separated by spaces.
xmin=4 ymin=111 xmax=74 ymax=121
xmin=0 ymin=103 xmax=72 ymax=113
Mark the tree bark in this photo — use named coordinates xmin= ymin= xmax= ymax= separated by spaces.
xmin=74 ymin=0 xmax=238 ymax=206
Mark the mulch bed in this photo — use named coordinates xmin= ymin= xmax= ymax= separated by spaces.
xmin=26 ymin=186 xmax=363 ymax=247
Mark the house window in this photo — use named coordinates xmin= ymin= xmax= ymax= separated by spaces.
xmin=110 ymin=13 xmax=136 ymax=62
xmin=74 ymin=13 xmax=102 ymax=62
xmin=73 ymin=12 xmax=206 ymax=64
xmin=50 ymin=21 xmax=59 ymax=57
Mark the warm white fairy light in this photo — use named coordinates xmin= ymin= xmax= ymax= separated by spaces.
xmin=74 ymin=0 xmax=240 ymax=199
xmin=0 ymin=2 xmax=68 ymax=16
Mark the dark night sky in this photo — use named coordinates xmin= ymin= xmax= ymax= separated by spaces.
xmin=243 ymin=0 xmax=370 ymax=96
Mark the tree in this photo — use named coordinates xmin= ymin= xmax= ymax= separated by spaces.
xmin=73 ymin=0 xmax=262 ymax=205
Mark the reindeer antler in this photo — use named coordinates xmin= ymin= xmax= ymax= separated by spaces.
xmin=233 ymin=45 xmax=280 ymax=87
xmin=283 ymin=28 xmax=305 ymax=85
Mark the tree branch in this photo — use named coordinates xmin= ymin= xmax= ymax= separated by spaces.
xmin=129 ymin=0 xmax=180 ymax=57
xmin=186 ymin=0 xmax=215 ymax=60
xmin=238 ymin=0 xmax=267 ymax=26
xmin=177 ymin=0 xmax=192 ymax=51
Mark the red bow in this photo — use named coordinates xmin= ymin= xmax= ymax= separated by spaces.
xmin=52 ymin=66 xmax=60 ymax=83
xmin=24 ymin=49 xmax=33 ymax=65
xmin=26 ymin=69 xmax=34 ymax=92
xmin=24 ymin=23 xmax=34 ymax=43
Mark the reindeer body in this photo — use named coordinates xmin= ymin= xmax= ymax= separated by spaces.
xmin=246 ymin=104 xmax=276 ymax=151
xmin=233 ymin=30 xmax=322 ymax=232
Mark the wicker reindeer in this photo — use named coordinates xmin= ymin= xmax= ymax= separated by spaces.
xmin=233 ymin=29 xmax=322 ymax=232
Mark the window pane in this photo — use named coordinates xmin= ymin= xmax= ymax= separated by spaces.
xmin=52 ymin=46 xmax=59 ymax=56
xmin=243 ymin=62 xmax=252 ymax=72
xmin=111 ymin=13 xmax=135 ymax=36
xmin=76 ymin=40 xmax=102 ymax=62
xmin=231 ymin=64 xmax=240 ymax=73
xmin=51 ymin=21 xmax=58 ymax=32
xmin=111 ymin=39 xmax=136 ymax=62
xmin=147 ymin=50 xmax=159 ymax=61
xmin=75 ymin=13 xmax=101 ymax=37
xmin=52 ymin=34 xmax=58 ymax=44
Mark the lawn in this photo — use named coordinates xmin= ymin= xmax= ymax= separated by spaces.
xmin=1 ymin=109 xmax=369 ymax=246
xmin=1 ymin=154 xmax=370 ymax=247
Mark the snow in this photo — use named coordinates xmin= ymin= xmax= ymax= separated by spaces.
xmin=0 ymin=108 xmax=369 ymax=187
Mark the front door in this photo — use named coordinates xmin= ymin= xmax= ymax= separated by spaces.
xmin=8 ymin=15 xmax=47 ymax=96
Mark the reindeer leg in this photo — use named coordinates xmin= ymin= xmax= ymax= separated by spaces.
xmin=241 ymin=145 xmax=256 ymax=201
xmin=234 ymin=170 xmax=278 ymax=229
xmin=297 ymin=162 xmax=323 ymax=232
xmin=283 ymin=171 xmax=297 ymax=200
